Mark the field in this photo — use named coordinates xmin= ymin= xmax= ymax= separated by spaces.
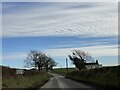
xmin=52 ymin=68 xmax=75 ymax=76
xmin=2 ymin=66 xmax=51 ymax=89
xmin=53 ymin=66 xmax=120 ymax=89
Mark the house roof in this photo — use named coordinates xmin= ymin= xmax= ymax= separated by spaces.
xmin=85 ymin=63 xmax=98 ymax=65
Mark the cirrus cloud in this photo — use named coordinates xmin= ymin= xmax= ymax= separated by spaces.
xmin=2 ymin=2 xmax=118 ymax=38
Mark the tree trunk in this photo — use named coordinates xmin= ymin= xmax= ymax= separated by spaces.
xmin=50 ymin=66 xmax=53 ymax=71
xmin=38 ymin=66 xmax=40 ymax=71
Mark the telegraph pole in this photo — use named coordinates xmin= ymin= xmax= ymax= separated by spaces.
xmin=66 ymin=58 xmax=68 ymax=72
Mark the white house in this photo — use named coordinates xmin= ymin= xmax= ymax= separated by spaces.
xmin=85 ymin=60 xmax=102 ymax=69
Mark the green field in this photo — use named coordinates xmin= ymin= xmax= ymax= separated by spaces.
xmin=52 ymin=68 xmax=75 ymax=76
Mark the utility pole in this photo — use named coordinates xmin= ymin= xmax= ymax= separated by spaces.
xmin=66 ymin=58 xmax=68 ymax=72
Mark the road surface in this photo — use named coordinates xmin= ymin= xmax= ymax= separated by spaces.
xmin=40 ymin=73 xmax=99 ymax=90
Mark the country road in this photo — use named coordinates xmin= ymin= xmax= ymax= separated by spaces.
xmin=40 ymin=73 xmax=99 ymax=90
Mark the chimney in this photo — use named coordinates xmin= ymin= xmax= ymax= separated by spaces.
xmin=96 ymin=60 xmax=98 ymax=64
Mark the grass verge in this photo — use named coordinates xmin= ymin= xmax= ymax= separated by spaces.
xmin=2 ymin=72 xmax=51 ymax=89
xmin=65 ymin=66 xmax=120 ymax=89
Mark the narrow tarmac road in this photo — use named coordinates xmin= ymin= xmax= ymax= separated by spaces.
xmin=40 ymin=73 xmax=99 ymax=90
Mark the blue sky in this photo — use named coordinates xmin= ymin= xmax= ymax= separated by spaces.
xmin=2 ymin=2 xmax=118 ymax=68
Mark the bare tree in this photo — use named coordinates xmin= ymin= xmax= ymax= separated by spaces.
xmin=37 ymin=52 xmax=48 ymax=71
xmin=49 ymin=58 xmax=57 ymax=70
xmin=44 ymin=57 xmax=51 ymax=72
xmin=24 ymin=50 xmax=39 ymax=68
xmin=69 ymin=49 xmax=94 ymax=70
xmin=24 ymin=50 xmax=45 ymax=71
xmin=24 ymin=50 xmax=57 ymax=71
xmin=72 ymin=50 xmax=94 ymax=63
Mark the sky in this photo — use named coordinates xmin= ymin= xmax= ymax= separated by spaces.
xmin=1 ymin=0 xmax=119 ymax=2
xmin=1 ymin=2 xmax=119 ymax=69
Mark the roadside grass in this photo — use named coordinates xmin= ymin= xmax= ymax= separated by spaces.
xmin=65 ymin=66 xmax=120 ymax=89
xmin=2 ymin=72 xmax=51 ymax=89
